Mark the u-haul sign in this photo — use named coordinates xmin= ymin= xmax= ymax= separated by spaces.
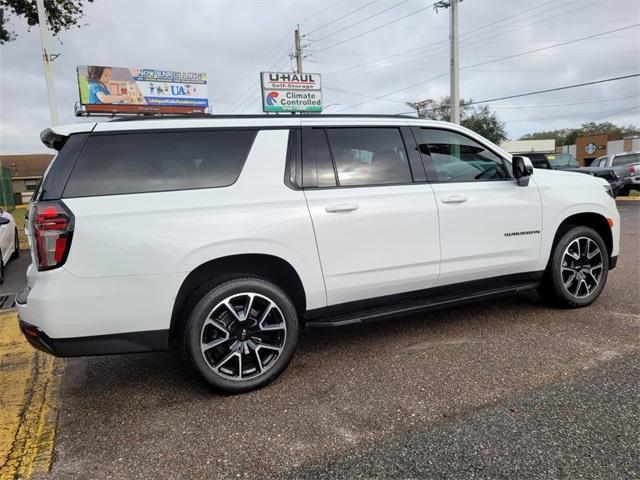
xmin=261 ymin=72 xmax=322 ymax=113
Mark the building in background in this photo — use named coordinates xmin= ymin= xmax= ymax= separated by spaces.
xmin=500 ymin=139 xmax=555 ymax=154
xmin=559 ymin=134 xmax=640 ymax=166
xmin=0 ymin=154 xmax=54 ymax=204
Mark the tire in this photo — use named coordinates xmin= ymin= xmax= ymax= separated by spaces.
xmin=11 ymin=228 xmax=19 ymax=259
xmin=182 ymin=276 xmax=300 ymax=393
xmin=539 ymin=226 xmax=609 ymax=308
xmin=0 ymin=249 xmax=4 ymax=285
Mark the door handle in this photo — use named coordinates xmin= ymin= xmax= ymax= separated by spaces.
xmin=325 ymin=204 xmax=359 ymax=213
xmin=441 ymin=195 xmax=468 ymax=204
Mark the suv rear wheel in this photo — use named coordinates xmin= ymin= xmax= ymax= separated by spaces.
xmin=182 ymin=276 xmax=300 ymax=393
xmin=539 ymin=226 xmax=609 ymax=307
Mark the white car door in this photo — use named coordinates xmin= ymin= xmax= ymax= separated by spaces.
xmin=0 ymin=208 xmax=13 ymax=262
xmin=413 ymin=127 xmax=543 ymax=286
xmin=302 ymin=126 xmax=441 ymax=306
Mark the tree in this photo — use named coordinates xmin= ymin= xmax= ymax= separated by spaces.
xmin=519 ymin=121 xmax=638 ymax=145
xmin=407 ymin=96 xmax=507 ymax=144
xmin=1 ymin=0 xmax=93 ymax=44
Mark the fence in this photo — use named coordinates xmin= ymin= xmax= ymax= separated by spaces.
xmin=0 ymin=167 xmax=15 ymax=210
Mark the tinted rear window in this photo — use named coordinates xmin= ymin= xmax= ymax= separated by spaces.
xmin=63 ymin=130 xmax=257 ymax=197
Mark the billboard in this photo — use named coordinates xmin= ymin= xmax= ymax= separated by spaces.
xmin=77 ymin=65 xmax=209 ymax=114
xmin=261 ymin=72 xmax=322 ymax=113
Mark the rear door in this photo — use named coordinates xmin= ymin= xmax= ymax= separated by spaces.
xmin=414 ymin=127 xmax=543 ymax=286
xmin=302 ymin=125 xmax=441 ymax=306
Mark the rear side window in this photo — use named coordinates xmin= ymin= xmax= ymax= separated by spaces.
xmin=63 ymin=130 xmax=257 ymax=197
xmin=326 ymin=128 xmax=412 ymax=186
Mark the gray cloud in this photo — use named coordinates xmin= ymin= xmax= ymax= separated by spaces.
xmin=1 ymin=0 xmax=639 ymax=153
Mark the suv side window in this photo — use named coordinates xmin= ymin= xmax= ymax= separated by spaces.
xmin=416 ymin=128 xmax=508 ymax=182
xmin=311 ymin=128 xmax=338 ymax=188
xmin=63 ymin=130 xmax=257 ymax=197
xmin=325 ymin=128 xmax=412 ymax=186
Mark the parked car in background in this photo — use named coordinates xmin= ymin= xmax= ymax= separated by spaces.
xmin=590 ymin=152 xmax=640 ymax=196
xmin=18 ymin=115 xmax=620 ymax=393
xmin=517 ymin=151 xmax=622 ymax=196
xmin=512 ymin=152 xmax=578 ymax=170
xmin=0 ymin=207 xmax=20 ymax=284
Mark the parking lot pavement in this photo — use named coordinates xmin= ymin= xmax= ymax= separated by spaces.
xmin=0 ymin=252 xmax=29 ymax=308
xmin=1 ymin=202 xmax=637 ymax=479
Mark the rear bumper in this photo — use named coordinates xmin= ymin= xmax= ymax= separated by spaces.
xmin=18 ymin=319 xmax=168 ymax=357
xmin=16 ymin=264 xmax=180 ymax=356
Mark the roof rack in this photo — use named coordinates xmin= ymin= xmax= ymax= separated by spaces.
xmin=109 ymin=113 xmax=418 ymax=122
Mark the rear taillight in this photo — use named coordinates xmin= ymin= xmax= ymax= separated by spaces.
xmin=32 ymin=201 xmax=74 ymax=271
xmin=629 ymin=165 xmax=637 ymax=176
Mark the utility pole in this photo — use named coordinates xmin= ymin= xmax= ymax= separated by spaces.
xmin=36 ymin=0 xmax=59 ymax=126
xmin=449 ymin=0 xmax=460 ymax=124
xmin=435 ymin=0 xmax=460 ymax=124
xmin=294 ymin=25 xmax=303 ymax=73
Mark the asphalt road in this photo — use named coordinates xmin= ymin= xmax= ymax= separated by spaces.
xmin=9 ymin=202 xmax=640 ymax=479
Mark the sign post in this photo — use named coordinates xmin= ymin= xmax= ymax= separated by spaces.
xmin=261 ymin=72 xmax=322 ymax=113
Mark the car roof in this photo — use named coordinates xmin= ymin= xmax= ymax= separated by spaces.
xmin=43 ymin=114 xmax=513 ymax=159
xmin=47 ymin=114 xmax=468 ymax=135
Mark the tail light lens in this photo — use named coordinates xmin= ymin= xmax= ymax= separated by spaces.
xmin=32 ymin=201 xmax=74 ymax=271
xmin=629 ymin=165 xmax=637 ymax=176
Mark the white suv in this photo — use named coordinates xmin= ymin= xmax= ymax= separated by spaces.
xmin=18 ymin=115 xmax=620 ymax=392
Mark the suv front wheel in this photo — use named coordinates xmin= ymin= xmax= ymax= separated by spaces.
xmin=539 ymin=226 xmax=609 ymax=307
xmin=183 ymin=276 xmax=300 ymax=393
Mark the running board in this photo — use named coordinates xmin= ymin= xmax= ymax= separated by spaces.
xmin=304 ymin=281 xmax=539 ymax=328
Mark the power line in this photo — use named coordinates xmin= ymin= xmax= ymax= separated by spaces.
xmin=393 ymin=75 xmax=640 ymax=114
xmin=487 ymin=94 xmax=640 ymax=109
xmin=592 ymin=105 xmax=639 ymax=122
xmin=333 ymin=24 xmax=640 ymax=112
xmin=460 ymin=23 xmax=640 ymax=72
xmin=323 ymin=0 xmax=591 ymax=81
xmin=299 ymin=0 xmax=343 ymax=25
xmin=314 ymin=0 xmax=412 ymax=42
xmin=228 ymin=48 xmax=292 ymax=112
xmin=219 ymin=29 xmax=292 ymax=105
xmin=316 ymin=2 xmax=437 ymax=51
xmin=307 ymin=0 xmax=381 ymax=35
xmin=463 ymin=74 xmax=640 ymax=106
xmin=502 ymin=105 xmax=639 ymax=123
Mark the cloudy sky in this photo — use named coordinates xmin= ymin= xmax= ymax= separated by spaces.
xmin=0 ymin=0 xmax=639 ymax=153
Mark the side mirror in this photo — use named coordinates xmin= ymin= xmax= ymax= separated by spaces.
xmin=0 ymin=217 xmax=10 ymax=226
xmin=512 ymin=156 xmax=534 ymax=186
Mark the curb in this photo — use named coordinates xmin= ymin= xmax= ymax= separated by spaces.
xmin=616 ymin=197 xmax=640 ymax=201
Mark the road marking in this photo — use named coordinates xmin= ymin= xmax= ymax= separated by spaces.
xmin=0 ymin=312 xmax=64 ymax=480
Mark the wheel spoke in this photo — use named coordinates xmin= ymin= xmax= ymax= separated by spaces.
xmin=256 ymin=342 xmax=283 ymax=354
xmin=258 ymin=301 xmax=286 ymax=331
xmin=243 ymin=294 xmax=256 ymax=321
xmin=214 ymin=350 xmax=240 ymax=375
xmin=563 ymin=272 xmax=577 ymax=290
xmin=223 ymin=300 xmax=242 ymax=322
xmin=202 ymin=336 xmax=229 ymax=352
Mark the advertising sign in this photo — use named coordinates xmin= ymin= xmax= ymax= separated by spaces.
xmin=77 ymin=65 xmax=209 ymax=114
xmin=261 ymin=72 xmax=322 ymax=113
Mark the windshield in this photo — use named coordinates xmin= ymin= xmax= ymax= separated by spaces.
xmin=612 ymin=153 xmax=640 ymax=166
xmin=546 ymin=153 xmax=578 ymax=167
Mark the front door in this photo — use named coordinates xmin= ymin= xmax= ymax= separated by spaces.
xmin=302 ymin=126 xmax=441 ymax=306
xmin=414 ymin=127 xmax=543 ymax=286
